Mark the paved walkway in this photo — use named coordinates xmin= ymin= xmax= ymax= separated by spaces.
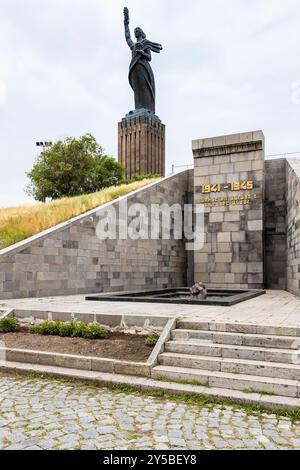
xmin=3 ymin=290 xmax=300 ymax=327
xmin=0 ymin=373 xmax=300 ymax=450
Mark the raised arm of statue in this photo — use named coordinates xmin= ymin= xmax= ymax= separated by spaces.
xmin=123 ymin=7 xmax=134 ymax=49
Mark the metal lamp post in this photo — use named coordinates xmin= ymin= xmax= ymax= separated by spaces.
xmin=35 ymin=141 xmax=53 ymax=202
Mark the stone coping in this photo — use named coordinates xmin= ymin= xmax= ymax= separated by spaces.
xmin=86 ymin=288 xmax=266 ymax=307
xmin=0 ymin=308 xmax=14 ymax=320
xmin=12 ymin=311 xmax=172 ymax=330
xmin=192 ymin=130 xmax=264 ymax=151
xmin=0 ymin=171 xmax=188 ymax=258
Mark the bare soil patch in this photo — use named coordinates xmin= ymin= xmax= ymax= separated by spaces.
xmin=0 ymin=327 xmax=153 ymax=362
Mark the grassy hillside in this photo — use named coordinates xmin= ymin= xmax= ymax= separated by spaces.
xmin=0 ymin=179 xmax=157 ymax=250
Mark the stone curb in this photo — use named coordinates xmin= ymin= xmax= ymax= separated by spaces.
xmin=13 ymin=310 xmax=171 ymax=330
xmin=1 ymin=360 xmax=300 ymax=411
xmin=147 ymin=318 xmax=177 ymax=368
xmin=0 ymin=347 xmax=152 ymax=377
xmin=0 ymin=309 xmax=14 ymax=320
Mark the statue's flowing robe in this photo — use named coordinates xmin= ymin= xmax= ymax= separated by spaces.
xmin=129 ymin=39 xmax=162 ymax=113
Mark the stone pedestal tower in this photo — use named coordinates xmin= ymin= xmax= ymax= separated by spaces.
xmin=118 ymin=109 xmax=165 ymax=180
xmin=120 ymin=8 xmax=165 ymax=179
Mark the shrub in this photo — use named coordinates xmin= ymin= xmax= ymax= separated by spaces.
xmin=26 ymin=134 xmax=124 ymax=202
xmin=30 ymin=320 xmax=108 ymax=340
xmin=58 ymin=321 xmax=75 ymax=337
xmin=83 ymin=323 xmax=108 ymax=340
xmin=145 ymin=335 xmax=159 ymax=347
xmin=30 ymin=321 xmax=61 ymax=336
xmin=0 ymin=317 xmax=18 ymax=333
xmin=71 ymin=321 xmax=87 ymax=338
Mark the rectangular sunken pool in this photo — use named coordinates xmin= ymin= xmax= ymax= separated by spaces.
xmin=86 ymin=288 xmax=265 ymax=307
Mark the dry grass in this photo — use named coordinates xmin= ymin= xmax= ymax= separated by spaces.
xmin=0 ymin=179 xmax=157 ymax=250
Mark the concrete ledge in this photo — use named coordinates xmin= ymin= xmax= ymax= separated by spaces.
xmin=192 ymin=131 xmax=264 ymax=151
xmin=0 ymin=348 xmax=151 ymax=377
xmin=1 ymin=360 xmax=299 ymax=411
xmin=12 ymin=311 xmax=171 ymax=331
xmin=0 ymin=309 xmax=14 ymax=320
xmin=148 ymin=318 xmax=177 ymax=368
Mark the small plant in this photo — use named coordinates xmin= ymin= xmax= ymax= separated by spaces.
xmin=71 ymin=321 xmax=87 ymax=338
xmin=30 ymin=321 xmax=60 ymax=336
xmin=0 ymin=317 xmax=18 ymax=333
xmin=83 ymin=323 xmax=108 ymax=340
xmin=58 ymin=321 xmax=75 ymax=337
xmin=145 ymin=335 xmax=159 ymax=347
xmin=30 ymin=320 xmax=108 ymax=340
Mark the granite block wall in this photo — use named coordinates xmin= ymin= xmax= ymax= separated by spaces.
xmin=286 ymin=158 xmax=300 ymax=296
xmin=0 ymin=172 xmax=191 ymax=300
xmin=264 ymin=159 xmax=287 ymax=289
xmin=192 ymin=131 xmax=265 ymax=290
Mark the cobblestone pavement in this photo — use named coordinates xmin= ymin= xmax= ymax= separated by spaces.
xmin=0 ymin=374 xmax=300 ymax=450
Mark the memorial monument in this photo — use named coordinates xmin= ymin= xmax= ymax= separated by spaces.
xmin=118 ymin=7 xmax=166 ymax=179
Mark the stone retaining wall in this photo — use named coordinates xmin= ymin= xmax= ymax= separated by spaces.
xmin=0 ymin=172 xmax=191 ymax=300
xmin=286 ymin=158 xmax=300 ymax=296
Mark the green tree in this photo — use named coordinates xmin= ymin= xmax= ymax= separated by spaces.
xmin=26 ymin=134 xmax=124 ymax=201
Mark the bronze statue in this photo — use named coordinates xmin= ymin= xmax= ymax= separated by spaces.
xmin=123 ymin=7 xmax=163 ymax=114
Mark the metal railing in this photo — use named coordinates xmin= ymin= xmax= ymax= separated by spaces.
xmin=170 ymin=163 xmax=193 ymax=174
xmin=265 ymin=152 xmax=300 ymax=160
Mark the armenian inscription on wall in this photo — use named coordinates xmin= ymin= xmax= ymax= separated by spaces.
xmin=197 ymin=181 xmax=256 ymax=207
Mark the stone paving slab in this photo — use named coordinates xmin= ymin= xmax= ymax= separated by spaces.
xmin=0 ymin=373 xmax=300 ymax=450
xmin=2 ymin=290 xmax=300 ymax=327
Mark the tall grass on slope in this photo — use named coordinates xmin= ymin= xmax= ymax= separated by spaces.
xmin=0 ymin=179 xmax=156 ymax=250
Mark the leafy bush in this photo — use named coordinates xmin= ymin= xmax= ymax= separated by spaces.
xmin=58 ymin=321 xmax=75 ymax=337
xmin=145 ymin=335 xmax=159 ymax=347
xmin=30 ymin=320 xmax=108 ymax=340
xmin=82 ymin=323 xmax=108 ymax=340
xmin=30 ymin=321 xmax=60 ymax=336
xmin=71 ymin=321 xmax=87 ymax=338
xmin=0 ymin=317 xmax=18 ymax=333
xmin=26 ymin=134 xmax=124 ymax=202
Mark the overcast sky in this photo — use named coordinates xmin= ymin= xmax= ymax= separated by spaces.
xmin=0 ymin=0 xmax=300 ymax=206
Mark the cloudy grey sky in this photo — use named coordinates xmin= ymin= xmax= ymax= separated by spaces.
xmin=0 ymin=0 xmax=300 ymax=206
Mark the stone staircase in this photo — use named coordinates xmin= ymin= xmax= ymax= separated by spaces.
xmin=152 ymin=321 xmax=300 ymax=398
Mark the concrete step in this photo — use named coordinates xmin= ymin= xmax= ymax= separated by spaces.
xmin=165 ymin=340 xmax=300 ymax=364
xmin=152 ymin=365 xmax=300 ymax=397
xmin=177 ymin=321 xmax=300 ymax=338
xmin=160 ymin=352 xmax=300 ymax=380
xmin=171 ymin=329 xmax=300 ymax=349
